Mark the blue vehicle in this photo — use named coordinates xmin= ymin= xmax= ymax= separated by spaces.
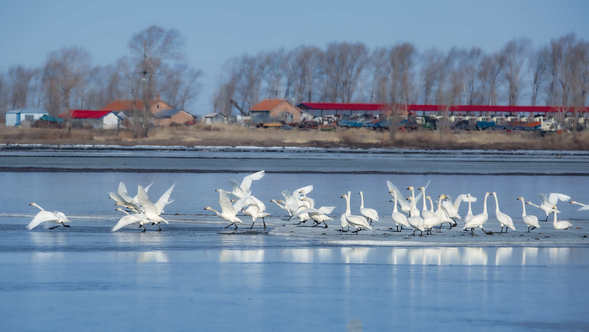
xmin=476 ymin=121 xmax=496 ymax=130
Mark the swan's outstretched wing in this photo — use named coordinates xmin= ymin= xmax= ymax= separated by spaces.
xmin=240 ymin=170 xmax=265 ymax=192
xmin=117 ymin=182 xmax=134 ymax=203
xmin=233 ymin=195 xmax=256 ymax=212
xmin=218 ymin=190 xmax=236 ymax=215
xmin=27 ymin=211 xmax=58 ymax=230
xmin=547 ymin=193 xmax=571 ymax=205
xmin=386 ymin=181 xmax=411 ymax=210
xmin=112 ymin=214 xmax=145 ymax=232
xmin=317 ymin=206 xmax=335 ymax=215
xmin=293 ymin=185 xmax=313 ymax=197
xmin=155 ymin=184 xmax=175 ymax=214
xmin=144 ymin=183 xmax=153 ymax=193
xmin=136 ymin=185 xmax=151 ymax=206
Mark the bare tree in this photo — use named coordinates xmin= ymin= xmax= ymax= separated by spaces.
xmin=529 ymin=46 xmax=549 ymax=105
xmin=7 ymin=65 xmax=38 ymax=109
xmin=478 ymin=52 xmax=505 ymax=105
xmin=42 ymin=46 xmax=91 ymax=116
xmin=128 ymin=25 xmax=185 ymax=136
xmin=322 ymin=42 xmax=368 ymax=102
xmin=501 ymin=39 xmax=531 ymax=105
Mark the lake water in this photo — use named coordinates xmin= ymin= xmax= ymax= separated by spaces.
xmin=1 ymin=146 xmax=588 ymax=331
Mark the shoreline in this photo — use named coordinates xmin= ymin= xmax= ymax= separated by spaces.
xmin=1 ymin=125 xmax=588 ymax=151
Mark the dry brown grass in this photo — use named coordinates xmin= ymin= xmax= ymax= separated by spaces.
xmin=0 ymin=125 xmax=588 ymax=150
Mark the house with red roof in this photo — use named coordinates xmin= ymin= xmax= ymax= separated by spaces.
xmin=249 ymin=99 xmax=301 ymax=124
xmin=59 ymin=110 xmax=122 ymax=129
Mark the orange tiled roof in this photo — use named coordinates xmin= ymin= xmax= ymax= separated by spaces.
xmin=250 ymin=99 xmax=288 ymax=111
xmin=103 ymin=100 xmax=145 ymax=111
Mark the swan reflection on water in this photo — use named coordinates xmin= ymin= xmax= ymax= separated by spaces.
xmin=137 ymin=250 xmax=169 ymax=263
xmin=340 ymin=247 xmax=372 ymax=264
xmin=219 ymin=249 xmax=265 ymax=263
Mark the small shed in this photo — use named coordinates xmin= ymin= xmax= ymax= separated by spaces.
xmin=5 ymin=108 xmax=48 ymax=127
xmin=250 ymin=99 xmax=301 ymax=124
xmin=203 ymin=113 xmax=227 ymax=124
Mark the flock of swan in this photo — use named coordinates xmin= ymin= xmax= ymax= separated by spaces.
xmin=24 ymin=170 xmax=588 ymax=235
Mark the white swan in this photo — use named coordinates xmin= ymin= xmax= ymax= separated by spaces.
xmin=551 ymin=206 xmax=573 ymax=230
xmin=341 ymin=191 xmax=371 ymax=233
xmin=359 ymin=191 xmax=379 ymax=224
xmin=526 ymin=193 xmax=571 ymax=222
xmin=463 ymin=192 xmax=491 ymax=235
xmin=109 ymin=182 xmax=153 ymax=213
xmin=299 ymin=206 xmax=335 ymax=228
xmin=205 ymin=189 xmax=242 ymax=229
xmin=236 ymin=195 xmax=270 ymax=230
xmin=441 ymin=194 xmax=466 ymax=221
xmin=432 ymin=194 xmax=454 ymax=229
xmin=135 ymin=184 xmax=174 ymax=231
xmin=407 ymin=186 xmax=426 ymax=236
xmin=419 ymin=187 xmax=436 ymax=220
xmin=282 ymin=185 xmax=314 ymax=217
xmin=231 ymin=170 xmax=265 ymax=199
xmin=492 ymin=192 xmax=516 ymax=232
xmin=111 ymin=208 xmax=149 ymax=232
xmin=464 ymin=194 xmax=477 ymax=224
xmin=391 ymin=190 xmax=410 ymax=232
xmin=386 ymin=181 xmax=428 ymax=214
xmin=26 ymin=202 xmax=70 ymax=230
xmin=517 ymin=196 xmax=540 ymax=232
xmin=570 ymin=200 xmax=589 ymax=211
xmin=339 ymin=212 xmax=349 ymax=232
xmin=111 ymin=184 xmax=173 ymax=232
xmin=423 ymin=195 xmax=447 ymax=234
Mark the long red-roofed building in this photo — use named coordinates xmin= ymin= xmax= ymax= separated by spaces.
xmin=59 ymin=110 xmax=122 ymax=129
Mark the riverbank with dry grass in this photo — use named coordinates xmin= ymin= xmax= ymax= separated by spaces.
xmin=1 ymin=124 xmax=588 ymax=150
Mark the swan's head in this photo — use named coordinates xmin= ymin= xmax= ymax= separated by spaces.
xmin=204 ymin=206 xmax=212 ymax=211
xmin=516 ymin=196 xmax=524 ymax=201
xmin=406 ymin=186 xmax=414 ymax=191
xmin=340 ymin=193 xmax=347 ymax=199
xmin=418 ymin=186 xmax=425 ymax=191
xmin=439 ymin=194 xmax=447 ymax=199
xmin=570 ymin=200 xmax=578 ymax=204
xmin=551 ymin=205 xmax=560 ymax=213
xmin=492 ymin=192 xmax=497 ymax=196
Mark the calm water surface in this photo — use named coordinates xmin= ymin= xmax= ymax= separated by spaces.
xmin=1 ymin=148 xmax=588 ymax=331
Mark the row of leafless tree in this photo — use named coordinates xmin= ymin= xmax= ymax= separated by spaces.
xmin=214 ymin=34 xmax=588 ymax=116
xmin=0 ymin=26 xmax=202 ymax=117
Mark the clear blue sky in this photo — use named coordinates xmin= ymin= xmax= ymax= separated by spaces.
xmin=1 ymin=0 xmax=588 ymax=113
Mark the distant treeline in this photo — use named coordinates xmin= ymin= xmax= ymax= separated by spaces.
xmin=214 ymin=34 xmax=588 ymax=116
xmin=0 ymin=25 xmax=202 ymax=117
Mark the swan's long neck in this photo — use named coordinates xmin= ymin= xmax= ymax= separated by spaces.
xmin=467 ymin=199 xmax=473 ymax=215
xmin=392 ymin=191 xmax=399 ymax=213
xmin=437 ymin=196 xmax=444 ymax=213
xmin=345 ymin=192 xmax=351 ymax=215
xmin=30 ymin=202 xmax=44 ymax=211
xmin=360 ymin=192 xmax=365 ymax=209
xmin=427 ymin=197 xmax=434 ymax=212
xmin=421 ymin=189 xmax=427 ymax=213
xmin=209 ymin=208 xmax=222 ymax=217
xmin=527 ymin=201 xmax=540 ymax=209
xmin=493 ymin=194 xmax=500 ymax=212
xmin=483 ymin=193 xmax=489 ymax=215
xmin=553 ymin=211 xmax=558 ymax=225
xmin=520 ymin=199 xmax=527 ymax=216
xmin=454 ymin=195 xmax=465 ymax=210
